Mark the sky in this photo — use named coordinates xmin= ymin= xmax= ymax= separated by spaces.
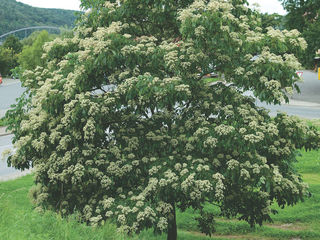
xmin=248 ymin=0 xmax=287 ymax=15
xmin=17 ymin=0 xmax=287 ymax=15
xmin=17 ymin=0 xmax=82 ymax=11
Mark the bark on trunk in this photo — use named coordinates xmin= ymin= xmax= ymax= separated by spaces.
xmin=167 ymin=202 xmax=177 ymax=240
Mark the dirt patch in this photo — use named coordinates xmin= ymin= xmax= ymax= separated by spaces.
xmin=266 ymin=223 xmax=306 ymax=231
xmin=184 ymin=230 xmax=271 ymax=240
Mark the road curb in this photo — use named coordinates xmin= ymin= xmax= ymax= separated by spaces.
xmin=0 ymin=126 xmax=11 ymax=137
xmin=0 ymin=78 xmax=20 ymax=87
xmin=286 ymin=99 xmax=320 ymax=108
xmin=0 ymin=169 xmax=32 ymax=182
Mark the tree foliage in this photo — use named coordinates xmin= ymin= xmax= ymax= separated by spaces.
xmin=280 ymin=0 xmax=320 ymax=67
xmin=281 ymin=0 xmax=320 ymax=31
xmin=0 ymin=47 xmax=17 ymax=76
xmin=6 ymin=0 xmax=320 ymax=239
xmin=0 ymin=35 xmax=22 ymax=76
xmin=260 ymin=13 xmax=284 ymax=33
xmin=18 ymin=31 xmax=53 ymax=70
xmin=2 ymin=35 xmax=23 ymax=54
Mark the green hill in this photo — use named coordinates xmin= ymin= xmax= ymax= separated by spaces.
xmin=0 ymin=0 xmax=78 ymax=36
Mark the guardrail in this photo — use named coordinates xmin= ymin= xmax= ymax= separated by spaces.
xmin=0 ymin=26 xmax=61 ymax=41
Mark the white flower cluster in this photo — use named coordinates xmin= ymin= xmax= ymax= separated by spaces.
xmin=203 ymin=136 xmax=218 ymax=148
xmin=212 ymin=173 xmax=225 ymax=201
xmin=214 ymin=124 xmax=235 ymax=136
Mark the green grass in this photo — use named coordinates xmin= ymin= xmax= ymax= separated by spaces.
xmin=304 ymin=119 xmax=320 ymax=131
xmin=203 ymin=77 xmax=221 ymax=84
xmin=1 ymin=149 xmax=320 ymax=240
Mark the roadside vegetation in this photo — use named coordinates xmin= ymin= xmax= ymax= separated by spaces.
xmin=0 ymin=117 xmax=7 ymax=127
xmin=0 ymin=29 xmax=73 ymax=77
xmin=1 ymin=148 xmax=319 ymax=240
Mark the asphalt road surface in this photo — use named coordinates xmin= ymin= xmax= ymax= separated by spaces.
xmin=0 ymin=79 xmax=27 ymax=180
xmin=254 ymin=70 xmax=320 ymax=119
xmin=0 ymin=78 xmax=25 ymax=118
xmin=0 ymin=134 xmax=31 ymax=181
xmin=0 ymin=135 xmax=14 ymax=177
xmin=256 ymin=101 xmax=320 ymax=119
xmin=292 ymin=70 xmax=320 ymax=104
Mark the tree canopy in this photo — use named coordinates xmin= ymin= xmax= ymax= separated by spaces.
xmin=280 ymin=0 xmax=320 ymax=67
xmin=260 ymin=13 xmax=284 ymax=32
xmin=18 ymin=31 xmax=53 ymax=70
xmin=0 ymin=35 xmax=22 ymax=75
xmin=0 ymin=31 xmax=58 ymax=77
xmin=281 ymin=0 xmax=320 ymax=31
xmin=6 ymin=1 xmax=320 ymax=240
xmin=2 ymin=35 xmax=23 ymax=54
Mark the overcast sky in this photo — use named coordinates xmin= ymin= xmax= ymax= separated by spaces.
xmin=248 ymin=0 xmax=286 ymax=15
xmin=17 ymin=0 xmax=82 ymax=11
xmin=17 ymin=0 xmax=287 ymax=15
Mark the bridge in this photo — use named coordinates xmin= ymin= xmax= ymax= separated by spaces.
xmin=0 ymin=26 xmax=61 ymax=44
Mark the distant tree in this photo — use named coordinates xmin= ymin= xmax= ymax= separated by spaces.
xmin=260 ymin=13 xmax=284 ymax=32
xmin=59 ymin=26 xmax=75 ymax=39
xmin=2 ymin=35 xmax=23 ymax=54
xmin=18 ymin=30 xmax=53 ymax=70
xmin=302 ymin=20 xmax=320 ymax=67
xmin=280 ymin=0 xmax=320 ymax=67
xmin=0 ymin=47 xmax=18 ymax=76
xmin=281 ymin=0 xmax=320 ymax=30
xmin=0 ymin=35 xmax=21 ymax=76
xmin=20 ymin=31 xmax=43 ymax=47
xmin=6 ymin=1 xmax=320 ymax=240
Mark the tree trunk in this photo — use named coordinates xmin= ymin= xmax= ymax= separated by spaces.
xmin=167 ymin=201 xmax=177 ymax=240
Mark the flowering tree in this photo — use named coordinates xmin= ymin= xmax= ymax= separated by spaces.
xmin=6 ymin=0 xmax=320 ymax=240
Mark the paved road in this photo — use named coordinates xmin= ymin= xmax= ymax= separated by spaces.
xmin=256 ymin=101 xmax=320 ymax=119
xmin=0 ymin=79 xmax=28 ymax=180
xmin=262 ymin=70 xmax=320 ymax=119
xmin=0 ymin=78 xmax=25 ymax=118
xmin=292 ymin=70 xmax=320 ymax=104
xmin=0 ymin=135 xmax=15 ymax=176
xmin=0 ymin=134 xmax=30 ymax=181
xmin=243 ymin=70 xmax=320 ymax=119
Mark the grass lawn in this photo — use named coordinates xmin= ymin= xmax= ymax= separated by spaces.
xmin=0 ymin=149 xmax=319 ymax=240
xmin=202 ymin=77 xmax=221 ymax=84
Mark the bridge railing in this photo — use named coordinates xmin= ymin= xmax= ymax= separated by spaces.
xmin=0 ymin=26 xmax=61 ymax=42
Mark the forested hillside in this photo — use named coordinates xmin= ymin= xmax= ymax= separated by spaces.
xmin=0 ymin=0 xmax=78 ymax=36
